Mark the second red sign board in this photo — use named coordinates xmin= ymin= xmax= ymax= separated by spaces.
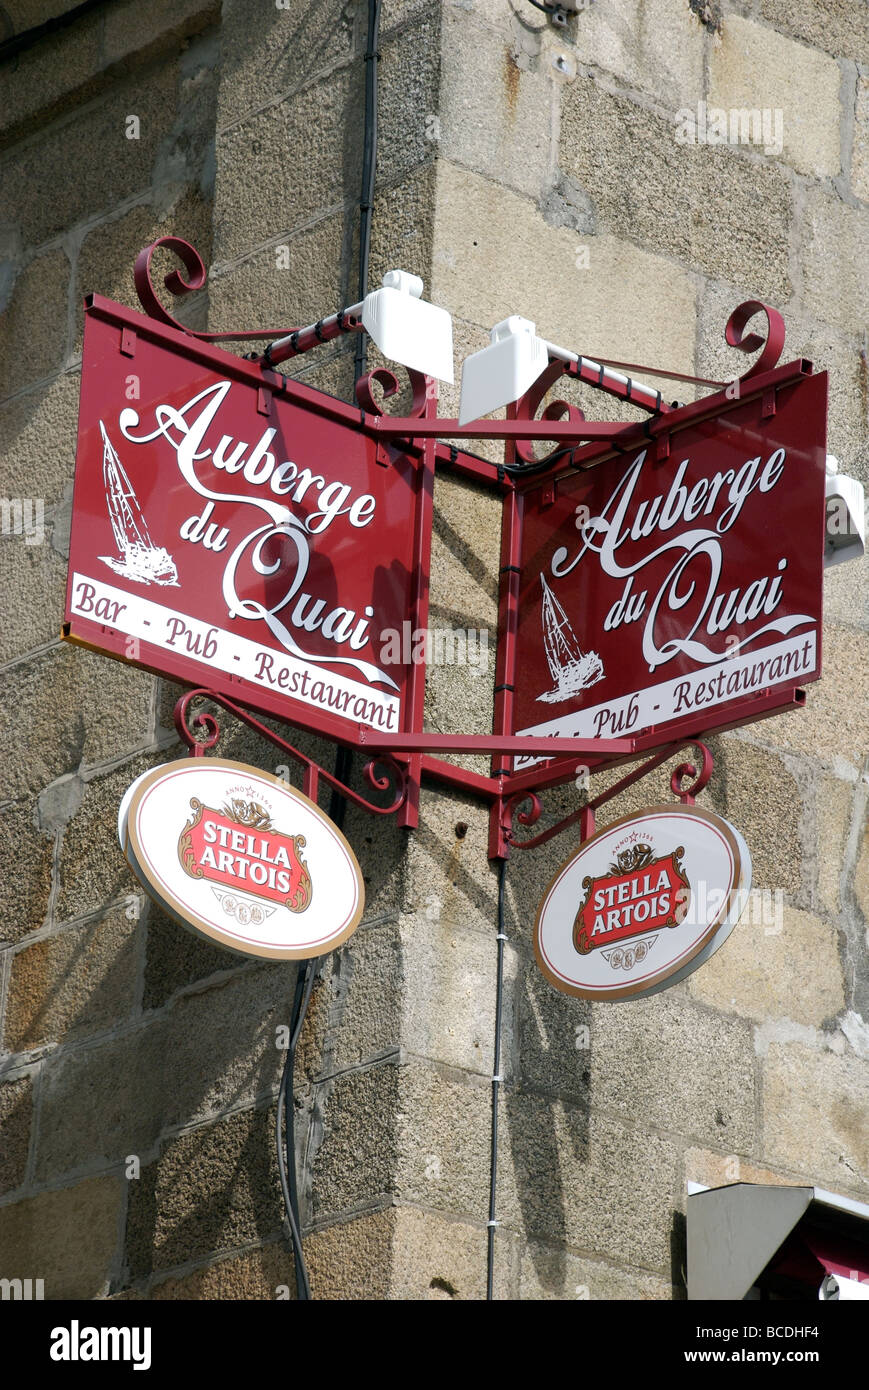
xmin=511 ymin=372 xmax=828 ymax=769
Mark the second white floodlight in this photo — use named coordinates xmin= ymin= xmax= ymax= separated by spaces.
xmin=458 ymin=316 xmax=549 ymax=425
xmin=824 ymin=455 xmax=866 ymax=569
xmin=458 ymin=317 xmax=662 ymax=425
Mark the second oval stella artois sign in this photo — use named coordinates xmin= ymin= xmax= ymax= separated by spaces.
xmin=535 ymin=804 xmax=751 ymax=1000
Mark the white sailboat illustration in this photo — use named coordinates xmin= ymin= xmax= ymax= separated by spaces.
xmin=536 ymin=572 xmax=604 ymax=703
xmin=98 ymin=421 xmax=178 ymax=586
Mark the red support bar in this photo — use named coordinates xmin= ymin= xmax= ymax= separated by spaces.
xmin=358 ymin=729 xmax=636 ymax=757
xmin=174 ymin=689 xmax=408 ymax=817
xmin=372 ymin=416 xmax=626 ymax=441
xmin=434 ymin=442 xmax=514 ymax=490
xmin=512 ymin=358 xmax=814 ymax=488
xmin=397 ymin=378 xmax=439 ymax=829
xmin=567 ymin=355 xmax=667 ymax=416
xmin=496 ymin=740 xmax=714 ymax=857
xmin=499 ymin=750 xmax=631 ymax=800
xmin=419 ymin=755 xmax=503 ymax=799
xmin=492 ymin=487 xmax=522 ymax=780
xmin=303 ymin=763 xmax=319 ymax=805
xmin=260 ymin=308 xmax=362 ymax=368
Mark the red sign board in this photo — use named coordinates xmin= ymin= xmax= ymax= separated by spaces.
xmin=511 ymin=372 xmax=827 ymax=769
xmin=64 ymin=298 xmax=432 ymax=746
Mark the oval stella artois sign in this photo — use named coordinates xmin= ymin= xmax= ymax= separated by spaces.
xmin=534 ymin=804 xmax=751 ymax=1000
xmin=123 ymin=759 xmax=365 ymax=959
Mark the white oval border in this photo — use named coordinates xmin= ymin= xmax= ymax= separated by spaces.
xmin=118 ymin=765 xmax=166 ymax=851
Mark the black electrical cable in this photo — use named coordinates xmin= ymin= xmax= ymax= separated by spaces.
xmin=328 ymin=748 xmax=352 ymax=829
xmin=502 ymin=444 xmax=576 ymax=477
xmin=276 ymin=958 xmax=317 ymax=1299
xmin=487 ymin=856 xmax=508 ymax=1299
xmin=354 ymin=0 xmax=382 ymax=383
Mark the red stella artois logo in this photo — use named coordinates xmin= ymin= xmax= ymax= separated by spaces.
xmin=178 ymin=791 xmax=312 ymax=913
xmin=574 ymin=842 xmax=689 ymax=956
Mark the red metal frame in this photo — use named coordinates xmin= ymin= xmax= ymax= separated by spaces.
xmin=82 ymin=242 xmax=814 ymax=861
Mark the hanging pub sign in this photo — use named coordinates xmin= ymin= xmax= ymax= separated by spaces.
xmin=510 ymin=372 xmax=827 ymax=770
xmin=122 ymin=758 xmax=365 ymax=959
xmin=63 ymin=296 xmax=432 ymax=748
xmin=534 ymin=803 xmax=751 ymax=1000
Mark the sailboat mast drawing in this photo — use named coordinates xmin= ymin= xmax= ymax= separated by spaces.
xmin=536 ymin=572 xmax=604 ymax=703
xmin=98 ymin=421 xmax=178 ymax=586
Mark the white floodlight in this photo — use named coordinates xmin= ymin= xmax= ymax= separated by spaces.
xmin=458 ymin=316 xmax=550 ymax=426
xmin=361 ymin=269 xmax=454 ymax=384
xmin=263 ymin=269 xmax=454 ymax=383
xmin=824 ymin=455 xmax=865 ymax=569
xmin=458 ymin=315 xmax=664 ymax=427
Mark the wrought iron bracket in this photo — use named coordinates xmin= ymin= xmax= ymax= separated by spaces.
xmin=174 ymin=686 xmax=716 ymax=860
xmin=496 ymin=738 xmax=714 ymax=859
xmin=174 ymin=688 xmax=408 ymax=818
xmin=133 ymin=237 xmax=788 ymax=453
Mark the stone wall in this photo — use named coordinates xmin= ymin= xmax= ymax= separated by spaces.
xmin=0 ymin=0 xmax=867 ymax=1300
